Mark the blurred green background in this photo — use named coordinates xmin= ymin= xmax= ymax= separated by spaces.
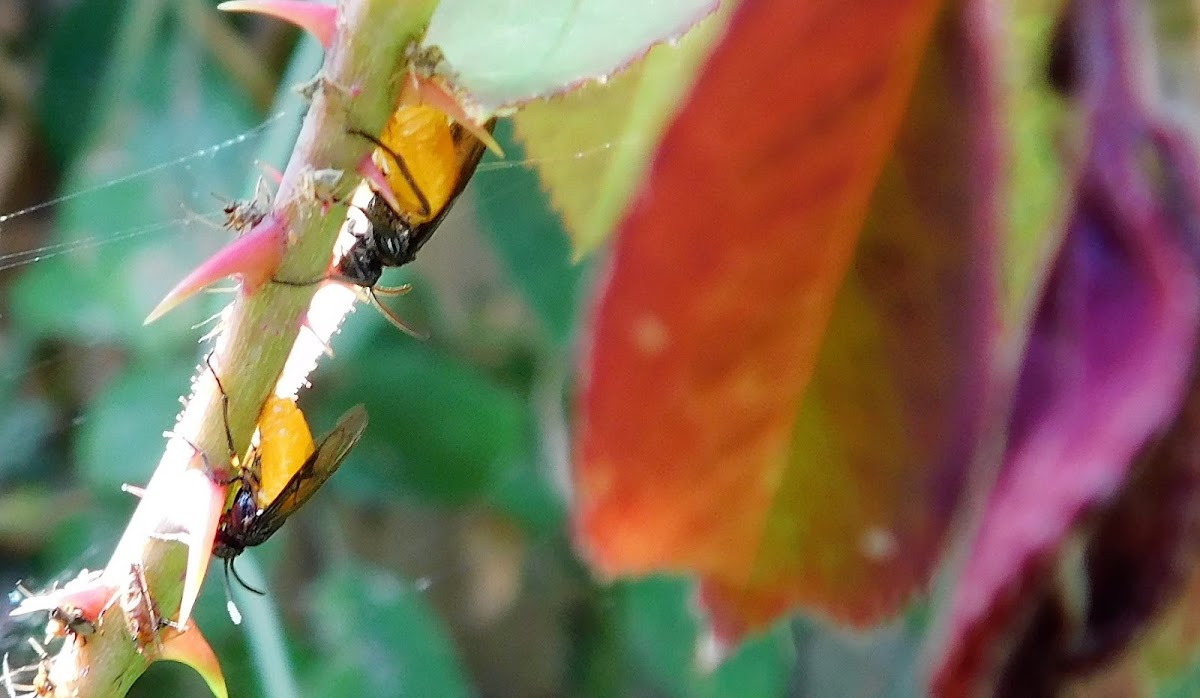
xmin=0 ymin=1 xmax=807 ymax=696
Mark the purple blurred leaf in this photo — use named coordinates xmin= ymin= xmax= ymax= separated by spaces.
xmin=931 ymin=1 xmax=1200 ymax=694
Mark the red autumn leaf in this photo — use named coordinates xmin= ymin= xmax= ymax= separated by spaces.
xmin=573 ymin=0 xmax=950 ymax=646
xmin=695 ymin=15 xmax=1005 ymax=643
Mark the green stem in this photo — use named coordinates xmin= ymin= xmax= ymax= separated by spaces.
xmin=56 ymin=0 xmax=441 ymax=695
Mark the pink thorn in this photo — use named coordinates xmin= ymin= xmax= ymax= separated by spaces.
xmin=410 ymin=74 xmax=505 ymax=156
xmin=218 ymin=0 xmax=336 ymax=49
xmin=145 ymin=214 xmax=287 ymax=324
xmin=358 ymin=155 xmax=404 ymax=214
xmin=257 ymin=161 xmax=284 ymax=185
xmin=161 ymin=620 xmax=229 ymax=698
xmin=9 ymin=571 xmax=113 ymax=620
xmin=176 ymin=467 xmax=227 ymax=628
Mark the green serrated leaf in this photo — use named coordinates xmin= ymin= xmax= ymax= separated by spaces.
xmin=790 ymin=607 xmax=927 ymax=698
xmin=474 ymin=122 xmax=585 ymax=345
xmin=306 ymin=566 xmax=474 ymax=698
xmin=76 ymin=356 xmax=194 ymax=492
xmin=427 ymin=0 xmax=716 ymax=110
xmin=486 ymin=446 xmax=566 ymax=535
xmin=0 ymin=396 xmax=55 ymax=481
xmin=36 ymin=0 xmax=126 ymax=166
xmin=510 ymin=6 xmax=729 ymax=256
xmin=319 ymin=339 xmax=527 ymax=504
xmin=616 ymin=577 xmax=794 ymax=698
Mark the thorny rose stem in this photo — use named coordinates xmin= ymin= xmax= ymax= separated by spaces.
xmin=32 ymin=1 xmax=442 ymax=695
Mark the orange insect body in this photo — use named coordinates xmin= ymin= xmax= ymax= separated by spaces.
xmin=373 ymin=104 xmax=462 ymax=223
xmin=337 ymin=106 xmax=495 ymax=336
xmin=213 ymin=403 xmax=367 ymax=566
xmin=254 ymin=397 xmax=316 ymax=509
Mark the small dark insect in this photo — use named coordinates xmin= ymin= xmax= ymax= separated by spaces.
xmin=93 ymin=562 xmax=179 ymax=658
xmin=118 ymin=562 xmax=168 ymax=656
xmin=44 ymin=606 xmax=95 ymax=646
xmin=219 ymin=177 xmax=273 ymax=234
xmin=11 ymin=583 xmax=96 ymax=646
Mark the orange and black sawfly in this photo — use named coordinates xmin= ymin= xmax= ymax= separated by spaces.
xmin=206 ymin=362 xmax=368 ymax=594
xmin=333 ymin=105 xmax=497 ymax=334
